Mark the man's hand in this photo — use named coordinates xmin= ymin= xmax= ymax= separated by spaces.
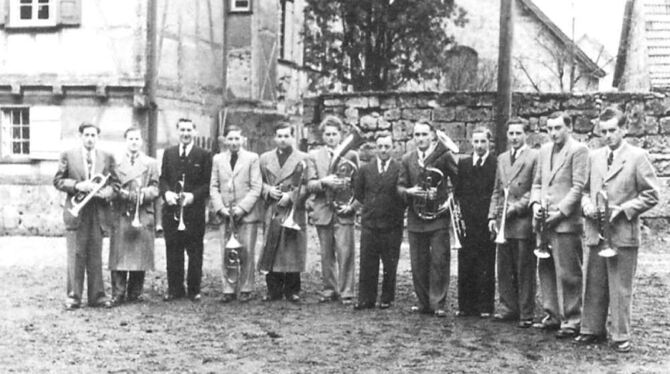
xmin=336 ymin=204 xmax=354 ymax=215
xmin=268 ymin=186 xmax=283 ymax=201
xmin=320 ymin=174 xmax=339 ymax=189
xmin=545 ymin=209 xmax=564 ymax=227
xmin=182 ymin=192 xmax=194 ymax=206
xmin=164 ymin=191 xmax=179 ymax=206
xmin=76 ymin=180 xmax=96 ymax=193
xmin=217 ymin=206 xmax=231 ymax=218
xmin=583 ymin=204 xmax=598 ymax=220
xmin=231 ymin=206 xmax=244 ymax=218
xmin=609 ymin=204 xmax=623 ymax=222
xmin=277 ymin=192 xmax=292 ymax=207
xmin=488 ymin=219 xmax=498 ymax=235
xmin=406 ymin=186 xmax=428 ymax=198
xmin=532 ymin=203 xmax=542 ymax=220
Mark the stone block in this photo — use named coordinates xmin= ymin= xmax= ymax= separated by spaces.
xmin=651 ymin=155 xmax=670 ymax=177
xmin=643 ymin=135 xmax=670 ymax=154
xmin=360 ymin=112 xmax=381 ymax=131
xmin=465 ymin=122 xmax=496 ymax=139
xmin=344 ymin=107 xmax=359 ymax=123
xmin=561 ymin=95 xmax=596 ymax=110
xmin=392 ymin=120 xmax=412 ymax=141
xmin=433 ymin=107 xmax=456 ymax=122
xmin=517 ymin=99 xmax=560 ymax=116
xmin=379 ymin=95 xmax=397 ymax=109
xmin=399 ymin=93 xmax=438 ymax=108
xmin=660 ymin=117 xmax=670 ymax=134
xmin=643 ymin=177 xmax=670 ymax=218
xmin=527 ymin=132 xmax=550 ymax=148
xmin=323 ymin=98 xmax=344 ymax=107
xmin=383 ymin=108 xmax=401 ymax=121
xmin=454 ymin=107 xmax=491 ymax=122
xmin=573 ymin=115 xmax=595 ymax=134
xmin=345 ymin=96 xmax=369 ymax=108
xmin=378 ymin=118 xmax=391 ymax=130
xmin=401 ymin=108 xmax=432 ymax=121
xmin=627 ymin=115 xmax=659 ymax=136
xmin=437 ymin=92 xmax=477 ymax=107
xmin=645 ymin=97 xmax=670 ymax=116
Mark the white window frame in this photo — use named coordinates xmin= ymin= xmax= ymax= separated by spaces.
xmin=229 ymin=0 xmax=251 ymax=13
xmin=0 ymin=107 xmax=31 ymax=160
xmin=8 ymin=0 xmax=59 ymax=28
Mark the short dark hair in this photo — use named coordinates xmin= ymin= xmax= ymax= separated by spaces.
xmin=78 ymin=122 xmax=100 ymax=134
xmin=599 ymin=107 xmax=626 ymax=128
xmin=274 ymin=122 xmax=294 ymax=135
xmin=176 ymin=118 xmax=195 ymax=129
xmin=472 ymin=126 xmax=492 ymax=141
xmin=413 ymin=118 xmax=435 ymax=132
xmin=548 ymin=112 xmax=572 ymax=127
xmin=319 ymin=115 xmax=343 ymax=133
xmin=224 ymin=125 xmax=243 ymax=136
xmin=375 ymin=131 xmax=393 ymax=142
xmin=123 ymin=126 xmax=142 ymax=138
xmin=506 ymin=117 xmax=529 ymax=132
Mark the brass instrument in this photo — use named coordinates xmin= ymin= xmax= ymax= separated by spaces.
xmin=224 ymin=178 xmax=243 ymax=251
xmin=494 ymin=187 xmax=510 ymax=245
xmin=596 ymin=189 xmax=617 ymax=258
xmin=280 ymin=161 xmax=305 ymax=231
xmin=533 ymin=199 xmax=552 ymax=259
xmin=174 ymin=173 xmax=186 ymax=231
xmin=413 ymin=167 xmax=449 ymax=220
xmin=223 ymin=178 xmax=242 ymax=288
xmin=327 ymin=158 xmax=358 ymax=213
xmin=447 ymin=187 xmax=466 ymax=250
xmin=69 ymin=173 xmax=111 ymax=217
xmin=131 ymin=184 xmax=143 ymax=228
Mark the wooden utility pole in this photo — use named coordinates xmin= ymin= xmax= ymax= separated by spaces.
xmin=495 ymin=0 xmax=513 ymax=155
xmin=145 ymin=0 xmax=158 ymax=157
xmin=212 ymin=0 xmax=230 ymax=154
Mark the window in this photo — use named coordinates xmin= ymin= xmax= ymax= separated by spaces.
xmin=1 ymin=108 xmax=30 ymax=157
xmin=8 ymin=0 xmax=58 ymax=28
xmin=230 ymin=0 xmax=251 ymax=13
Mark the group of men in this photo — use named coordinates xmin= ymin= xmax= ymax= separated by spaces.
xmin=53 ymin=106 xmax=659 ymax=353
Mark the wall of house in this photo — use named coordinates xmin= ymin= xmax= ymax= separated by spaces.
xmin=447 ymin=0 xmax=599 ymax=92
xmin=304 ymin=91 xmax=670 ymax=228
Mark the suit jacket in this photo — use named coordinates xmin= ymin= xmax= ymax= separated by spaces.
xmin=306 ymin=147 xmax=359 ymax=225
xmin=53 ymin=147 xmax=117 ymax=231
xmin=455 ymin=153 xmax=497 ymax=237
xmin=530 ymin=137 xmax=588 ymax=233
xmin=582 ymin=141 xmax=660 ymax=247
xmin=354 ymin=157 xmax=406 ymax=230
xmin=159 ymin=144 xmax=212 ymax=233
xmin=488 ymin=147 xmax=539 ymax=239
xmin=398 ymin=141 xmax=458 ymax=232
xmin=109 ymin=152 xmax=159 ymax=270
xmin=210 ymin=149 xmax=262 ymax=223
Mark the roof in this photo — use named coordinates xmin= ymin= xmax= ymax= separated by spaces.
xmin=614 ymin=0 xmax=670 ymax=89
xmin=518 ymin=0 xmax=607 ymax=78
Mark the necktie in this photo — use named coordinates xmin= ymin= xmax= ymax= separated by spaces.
xmin=381 ymin=159 xmax=388 ymax=174
xmin=230 ymin=151 xmax=238 ymax=170
xmin=180 ymin=147 xmax=186 ymax=160
xmin=475 ymin=157 xmax=483 ymax=168
xmin=419 ymin=151 xmax=425 ymax=167
xmin=511 ymin=149 xmax=517 ymax=165
xmin=130 ymin=153 xmax=137 ymax=166
xmin=607 ymin=151 xmax=613 ymax=170
xmin=86 ymin=150 xmax=93 ymax=179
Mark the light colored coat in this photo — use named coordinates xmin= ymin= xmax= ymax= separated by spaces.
xmin=306 ymin=147 xmax=359 ymax=226
xmin=488 ymin=147 xmax=539 ymax=239
xmin=210 ymin=149 xmax=262 ymax=223
xmin=109 ymin=153 xmax=159 ymax=271
xmin=530 ymin=137 xmax=589 ymax=233
xmin=581 ymin=141 xmax=660 ymax=247
xmin=258 ymin=148 xmax=314 ymax=272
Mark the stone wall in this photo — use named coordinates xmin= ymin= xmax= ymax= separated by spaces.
xmin=303 ymin=91 xmax=670 ymax=227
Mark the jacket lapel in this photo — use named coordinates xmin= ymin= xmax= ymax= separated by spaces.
xmin=604 ymin=142 xmax=628 ymax=183
xmin=278 ymin=148 xmax=300 ymax=181
xmin=548 ymin=139 xmax=570 ymax=184
xmin=509 ymin=147 xmax=527 ymax=183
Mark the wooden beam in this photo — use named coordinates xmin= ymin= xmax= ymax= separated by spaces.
xmin=495 ymin=0 xmax=513 ymax=155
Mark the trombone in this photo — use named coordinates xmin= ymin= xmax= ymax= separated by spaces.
xmin=596 ymin=189 xmax=617 ymax=257
xmin=494 ymin=187 xmax=510 ymax=245
xmin=69 ymin=173 xmax=111 ymax=217
xmin=533 ymin=199 xmax=552 ymax=259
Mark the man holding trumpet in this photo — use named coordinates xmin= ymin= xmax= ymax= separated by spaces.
xmin=108 ymin=127 xmax=159 ymax=306
xmin=54 ymin=122 xmax=117 ymax=310
xmin=488 ymin=119 xmax=538 ymax=328
xmin=577 ymin=108 xmax=659 ymax=352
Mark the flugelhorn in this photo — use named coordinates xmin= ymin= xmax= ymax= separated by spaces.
xmin=69 ymin=173 xmax=110 ymax=217
xmin=596 ymin=189 xmax=617 ymax=257
xmin=534 ymin=199 xmax=552 ymax=259
xmin=174 ymin=173 xmax=186 ymax=231
xmin=495 ymin=187 xmax=510 ymax=245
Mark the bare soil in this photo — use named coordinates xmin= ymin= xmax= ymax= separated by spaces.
xmin=1 ymin=230 xmax=669 ymax=373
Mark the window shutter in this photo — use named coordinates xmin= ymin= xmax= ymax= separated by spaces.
xmin=30 ymin=106 xmax=62 ymax=160
xmin=59 ymin=0 xmax=81 ymax=26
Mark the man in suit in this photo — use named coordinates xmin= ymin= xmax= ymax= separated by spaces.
xmin=210 ymin=125 xmax=262 ymax=303
xmin=353 ymin=133 xmax=405 ymax=310
xmin=307 ymin=115 xmax=359 ymax=305
xmin=108 ymin=127 xmax=159 ymax=305
xmin=258 ymin=122 xmax=315 ymax=302
xmin=455 ymin=127 xmax=497 ymax=318
xmin=398 ymin=119 xmax=458 ymax=317
xmin=488 ymin=119 xmax=539 ymax=328
xmin=54 ymin=122 xmax=117 ymax=310
xmin=576 ymin=107 xmax=659 ymax=353
xmin=530 ymin=112 xmax=588 ymax=338
xmin=159 ymin=118 xmax=212 ymax=302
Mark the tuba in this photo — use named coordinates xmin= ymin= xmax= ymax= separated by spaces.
xmin=413 ymin=167 xmax=449 ymax=220
xmin=533 ymin=199 xmax=552 ymax=259
xmin=494 ymin=187 xmax=510 ymax=245
xmin=325 ymin=124 xmax=364 ymax=214
xmin=596 ymin=189 xmax=617 ymax=257
xmin=69 ymin=173 xmax=111 ymax=217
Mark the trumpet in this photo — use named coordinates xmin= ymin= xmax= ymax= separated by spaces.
xmin=224 ymin=179 xmax=243 ymax=250
xmin=596 ymin=189 xmax=617 ymax=257
xmin=131 ymin=185 xmax=143 ymax=228
xmin=447 ymin=188 xmax=466 ymax=250
xmin=278 ymin=160 xmax=306 ymax=231
xmin=533 ymin=200 xmax=552 ymax=259
xmin=174 ymin=173 xmax=186 ymax=231
xmin=494 ymin=187 xmax=510 ymax=245
xmin=69 ymin=173 xmax=110 ymax=217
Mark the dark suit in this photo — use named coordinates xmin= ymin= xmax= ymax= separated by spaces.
xmin=455 ymin=153 xmax=497 ymax=315
xmin=159 ymin=144 xmax=212 ymax=298
xmin=53 ymin=147 xmax=117 ymax=306
xmin=353 ymin=157 xmax=406 ymax=307
xmin=398 ymin=142 xmax=458 ymax=312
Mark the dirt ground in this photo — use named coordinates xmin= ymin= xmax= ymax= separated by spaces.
xmin=1 ymin=228 xmax=669 ymax=374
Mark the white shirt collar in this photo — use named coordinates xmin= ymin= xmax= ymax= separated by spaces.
xmin=608 ymin=141 xmax=624 ymax=161
xmin=417 ymin=143 xmax=436 ymax=162
xmin=473 ymin=151 xmax=490 ymax=166
xmin=377 ymin=157 xmax=390 ymax=173
xmin=180 ymin=142 xmax=194 ymax=157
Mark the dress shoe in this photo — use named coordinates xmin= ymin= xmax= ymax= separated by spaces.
xmin=353 ymin=303 xmax=375 ymax=310
xmin=555 ymin=328 xmax=578 ymax=339
xmin=532 ymin=316 xmax=560 ymax=330
xmin=434 ymin=309 xmax=447 ymax=318
xmin=493 ymin=313 xmax=518 ymax=322
xmin=411 ymin=305 xmax=430 ymax=314
xmin=238 ymin=292 xmax=253 ymax=303
xmin=163 ymin=293 xmax=183 ymax=302
xmin=262 ymin=294 xmax=281 ymax=302
xmin=341 ymin=297 xmax=354 ymax=305
xmin=480 ymin=312 xmax=491 ymax=319
xmin=89 ymin=298 xmax=113 ymax=308
xmin=287 ymin=294 xmax=301 ymax=303
xmin=109 ymin=297 xmax=124 ymax=307
xmin=574 ymin=334 xmax=605 ymax=344
xmin=378 ymin=302 xmax=392 ymax=309
xmin=190 ymin=293 xmax=202 ymax=302
xmin=612 ymin=340 xmax=632 ymax=353
xmin=126 ymin=295 xmax=144 ymax=303
xmin=517 ymin=319 xmax=534 ymax=328
xmin=318 ymin=294 xmax=338 ymax=303
xmin=64 ymin=300 xmax=80 ymax=311
xmin=220 ymin=294 xmax=236 ymax=303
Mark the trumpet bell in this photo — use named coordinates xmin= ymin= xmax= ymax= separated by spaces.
xmin=281 ymin=215 xmax=301 ymax=231
xmin=225 ymin=235 xmax=243 ymax=250
xmin=533 ymin=248 xmax=551 ymax=259
xmin=494 ymin=232 xmax=507 ymax=245
xmin=598 ymin=246 xmax=617 ymax=258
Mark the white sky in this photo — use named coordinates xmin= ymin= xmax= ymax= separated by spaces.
xmin=531 ymin=0 xmax=628 ymax=54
